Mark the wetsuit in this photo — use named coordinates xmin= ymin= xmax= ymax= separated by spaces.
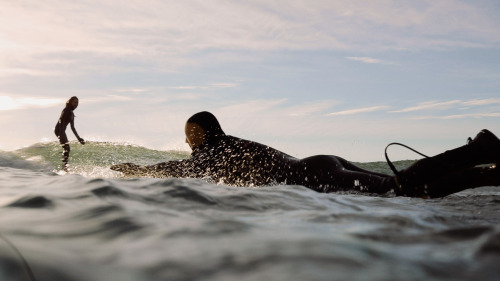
xmin=112 ymin=112 xmax=396 ymax=194
xmin=111 ymin=111 xmax=500 ymax=198
xmin=54 ymin=104 xmax=83 ymax=169
xmin=113 ymin=134 xmax=395 ymax=193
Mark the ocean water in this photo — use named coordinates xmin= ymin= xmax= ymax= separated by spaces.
xmin=0 ymin=141 xmax=499 ymax=281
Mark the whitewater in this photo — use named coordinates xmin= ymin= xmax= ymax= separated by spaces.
xmin=0 ymin=141 xmax=499 ymax=281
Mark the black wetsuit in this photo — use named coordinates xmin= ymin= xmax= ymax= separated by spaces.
xmin=55 ymin=106 xmax=73 ymax=143
xmin=54 ymin=105 xmax=82 ymax=168
xmin=115 ymin=136 xmax=395 ymax=194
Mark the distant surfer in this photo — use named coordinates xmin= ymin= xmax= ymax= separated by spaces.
xmin=54 ymin=96 xmax=85 ymax=171
xmin=111 ymin=111 xmax=500 ymax=198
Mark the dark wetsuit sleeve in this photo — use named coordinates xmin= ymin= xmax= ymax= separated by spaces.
xmin=69 ymin=114 xmax=81 ymax=140
xmin=111 ymin=147 xmax=212 ymax=178
xmin=142 ymin=158 xmax=203 ymax=178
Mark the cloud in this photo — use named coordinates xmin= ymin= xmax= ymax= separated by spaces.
xmin=114 ymin=88 xmax=150 ymax=94
xmin=0 ymin=68 xmax=66 ymax=77
xmin=1 ymin=0 xmax=499 ymax=78
xmin=414 ymin=112 xmax=500 ymax=120
xmin=218 ymin=99 xmax=288 ymax=115
xmin=84 ymin=95 xmax=135 ymax=103
xmin=169 ymin=86 xmax=200 ymax=90
xmin=286 ymin=101 xmax=338 ymax=117
xmin=392 ymin=100 xmax=462 ymax=113
xmin=462 ymin=98 xmax=500 ymax=106
xmin=169 ymin=83 xmax=238 ymax=90
xmin=0 ymin=0 xmax=498 ymax=102
xmin=0 ymin=95 xmax=63 ymax=111
xmin=209 ymin=83 xmax=238 ymax=88
xmin=346 ymin=57 xmax=393 ymax=65
xmin=392 ymin=98 xmax=500 ymax=114
xmin=326 ymin=106 xmax=390 ymax=116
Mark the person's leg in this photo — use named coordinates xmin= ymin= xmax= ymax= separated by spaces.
xmin=59 ymin=132 xmax=70 ymax=171
xmin=62 ymin=144 xmax=70 ymax=171
xmin=397 ymin=165 xmax=500 ymax=198
xmin=336 ymin=157 xmax=391 ymax=177
xmin=294 ymin=155 xmax=395 ymax=194
xmin=397 ymin=129 xmax=500 ymax=188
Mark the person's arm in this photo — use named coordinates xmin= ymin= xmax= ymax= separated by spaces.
xmin=70 ymin=114 xmax=85 ymax=144
xmin=110 ymin=158 xmax=202 ymax=178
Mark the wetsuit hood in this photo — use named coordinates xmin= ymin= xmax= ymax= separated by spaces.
xmin=186 ymin=111 xmax=226 ymax=147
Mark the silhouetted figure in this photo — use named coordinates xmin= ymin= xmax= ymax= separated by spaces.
xmin=54 ymin=96 xmax=85 ymax=171
xmin=111 ymin=111 xmax=500 ymax=198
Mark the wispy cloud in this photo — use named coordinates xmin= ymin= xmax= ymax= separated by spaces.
xmin=209 ymin=83 xmax=238 ymax=88
xmin=326 ymin=106 xmax=390 ymax=116
xmin=219 ymin=99 xmax=288 ymax=115
xmin=169 ymin=86 xmax=200 ymax=90
xmin=169 ymin=83 xmax=238 ymax=90
xmin=392 ymin=98 xmax=500 ymax=114
xmin=1 ymin=0 xmax=499 ymax=79
xmin=392 ymin=100 xmax=462 ymax=113
xmin=114 ymin=88 xmax=150 ymax=94
xmin=0 ymin=68 xmax=65 ymax=77
xmin=287 ymin=101 xmax=338 ymax=117
xmin=414 ymin=112 xmax=500 ymax=120
xmin=346 ymin=57 xmax=393 ymax=65
xmin=462 ymin=98 xmax=500 ymax=106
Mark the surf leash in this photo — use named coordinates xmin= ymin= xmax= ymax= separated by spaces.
xmin=384 ymin=142 xmax=430 ymax=176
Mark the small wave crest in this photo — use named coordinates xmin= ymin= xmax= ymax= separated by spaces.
xmin=474 ymin=226 xmax=500 ymax=257
xmin=0 ymin=150 xmax=51 ymax=171
xmin=4 ymin=141 xmax=190 ymax=176
xmin=7 ymin=195 xmax=54 ymax=209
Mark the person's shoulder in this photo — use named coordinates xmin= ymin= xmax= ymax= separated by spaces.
xmin=226 ymin=135 xmax=269 ymax=150
xmin=224 ymin=135 xmax=250 ymax=145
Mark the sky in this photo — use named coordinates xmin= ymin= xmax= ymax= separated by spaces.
xmin=1 ymin=0 xmax=500 ymax=161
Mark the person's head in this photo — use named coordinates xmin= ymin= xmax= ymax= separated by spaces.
xmin=66 ymin=96 xmax=79 ymax=110
xmin=185 ymin=111 xmax=225 ymax=150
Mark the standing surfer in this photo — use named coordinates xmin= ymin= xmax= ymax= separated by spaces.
xmin=111 ymin=111 xmax=500 ymax=198
xmin=54 ymin=96 xmax=85 ymax=171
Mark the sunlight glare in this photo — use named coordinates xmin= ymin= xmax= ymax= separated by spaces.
xmin=0 ymin=96 xmax=63 ymax=111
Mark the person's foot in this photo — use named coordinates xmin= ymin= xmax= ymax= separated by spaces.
xmin=468 ymin=129 xmax=499 ymax=144
xmin=467 ymin=129 xmax=500 ymax=165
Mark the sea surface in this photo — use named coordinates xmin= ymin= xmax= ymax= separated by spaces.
xmin=0 ymin=141 xmax=499 ymax=281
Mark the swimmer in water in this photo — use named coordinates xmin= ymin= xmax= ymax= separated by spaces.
xmin=111 ymin=111 xmax=500 ymax=198
xmin=54 ymin=96 xmax=85 ymax=171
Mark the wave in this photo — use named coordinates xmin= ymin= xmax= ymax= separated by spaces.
xmin=1 ymin=141 xmax=190 ymax=176
xmin=7 ymin=195 xmax=55 ymax=209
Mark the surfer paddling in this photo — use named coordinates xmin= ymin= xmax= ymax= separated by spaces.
xmin=54 ymin=96 xmax=85 ymax=171
xmin=111 ymin=111 xmax=500 ymax=198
